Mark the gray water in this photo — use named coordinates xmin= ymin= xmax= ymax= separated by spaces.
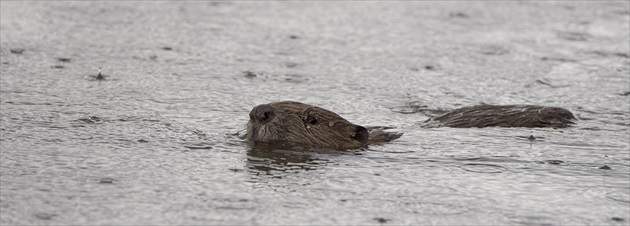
xmin=1 ymin=1 xmax=629 ymax=225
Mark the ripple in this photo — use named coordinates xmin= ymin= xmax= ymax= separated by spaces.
xmin=606 ymin=192 xmax=630 ymax=204
xmin=557 ymin=31 xmax=591 ymax=41
xmin=388 ymin=101 xmax=449 ymax=116
xmin=508 ymin=214 xmax=558 ymax=225
xmin=183 ymin=143 xmax=214 ymax=150
xmin=77 ymin=116 xmax=103 ymax=124
xmin=454 ymin=157 xmax=529 ymax=164
xmin=460 ymin=163 xmax=507 ymax=173
xmin=537 ymin=160 xmax=571 ymax=166
xmin=34 ymin=213 xmax=57 ymax=220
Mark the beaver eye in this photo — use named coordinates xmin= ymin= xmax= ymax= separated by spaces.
xmin=306 ymin=116 xmax=318 ymax=125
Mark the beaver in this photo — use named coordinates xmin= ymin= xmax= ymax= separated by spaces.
xmin=246 ymin=101 xmax=576 ymax=150
xmin=423 ymin=104 xmax=576 ymax=128
xmin=246 ymin=101 xmax=402 ymax=150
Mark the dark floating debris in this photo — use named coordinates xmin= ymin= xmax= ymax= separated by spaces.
xmin=598 ymin=165 xmax=612 ymax=170
xmin=56 ymin=57 xmax=71 ymax=62
xmin=540 ymin=56 xmax=576 ymax=63
xmin=611 ymin=217 xmax=625 ymax=222
xmin=162 ymin=46 xmax=173 ymax=50
xmin=99 ymin=177 xmax=115 ymax=184
xmin=51 ymin=65 xmax=64 ymax=69
xmin=620 ymin=91 xmax=630 ymax=96
xmin=243 ymin=70 xmax=258 ymax=78
xmin=289 ymin=35 xmax=299 ymax=39
xmin=543 ymin=160 xmax=565 ymax=165
xmin=527 ymin=131 xmax=536 ymax=141
xmin=79 ymin=116 xmax=102 ymax=124
xmin=184 ymin=144 xmax=213 ymax=150
xmin=137 ymin=139 xmax=148 ymax=143
xmin=34 ymin=213 xmax=57 ymax=220
xmin=96 ymin=68 xmax=105 ymax=80
xmin=373 ymin=217 xmax=390 ymax=224
xmin=10 ymin=48 xmax=25 ymax=54
xmin=449 ymin=12 xmax=469 ymax=18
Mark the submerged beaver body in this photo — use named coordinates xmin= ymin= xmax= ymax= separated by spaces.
xmin=246 ymin=101 xmax=401 ymax=149
xmin=424 ymin=104 xmax=576 ymax=128
xmin=246 ymin=101 xmax=576 ymax=150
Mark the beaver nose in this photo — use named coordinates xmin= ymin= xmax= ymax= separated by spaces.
xmin=249 ymin=104 xmax=275 ymax=123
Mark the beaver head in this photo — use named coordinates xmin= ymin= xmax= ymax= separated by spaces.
xmin=246 ymin=101 xmax=370 ymax=149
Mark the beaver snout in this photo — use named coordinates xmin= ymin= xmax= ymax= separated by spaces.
xmin=249 ymin=104 xmax=275 ymax=124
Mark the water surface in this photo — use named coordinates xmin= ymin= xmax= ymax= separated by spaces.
xmin=1 ymin=1 xmax=629 ymax=225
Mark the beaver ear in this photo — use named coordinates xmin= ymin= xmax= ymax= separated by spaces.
xmin=351 ymin=126 xmax=369 ymax=144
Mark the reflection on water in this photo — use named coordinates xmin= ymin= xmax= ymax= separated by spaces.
xmin=245 ymin=146 xmax=337 ymax=181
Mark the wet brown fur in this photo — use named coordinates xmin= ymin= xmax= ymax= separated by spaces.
xmin=424 ymin=105 xmax=576 ymax=128
xmin=246 ymin=101 xmax=401 ymax=150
